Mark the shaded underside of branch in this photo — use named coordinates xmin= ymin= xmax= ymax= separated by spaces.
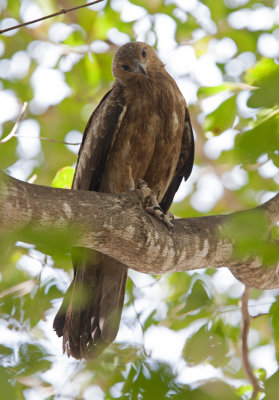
xmin=0 ymin=170 xmax=279 ymax=289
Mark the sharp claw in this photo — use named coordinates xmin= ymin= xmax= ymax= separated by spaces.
xmin=162 ymin=215 xmax=174 ymax=231
xmin=137 ymin=182 xmax=174 ymax=232
xmin=153 ymin=206 xmax=163 ymax=212
xmin=145 ymin=205 xmax=174 ymax=231
xmin=146 ymin=206 xmax=163 ymax=220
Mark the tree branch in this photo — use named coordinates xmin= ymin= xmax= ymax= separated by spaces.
xmin=0 ymin=0 xmax=105 ymax=34
xmin=13 ymin=134 xmax=81 ymax=146
xmin=0 ymin=102 xmax=27 ymax=143
xmin=0 ymin=170 xmax=279 ymax=289
xmin=0 ymin=103 xmax=80 ymax=146
xmin=241 ymin=286 xmax=263 ymax=398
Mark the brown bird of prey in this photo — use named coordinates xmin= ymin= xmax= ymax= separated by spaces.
xmin=53 ymin=41 xmax=194 ymax=359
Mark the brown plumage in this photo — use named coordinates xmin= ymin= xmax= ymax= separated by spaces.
xmin=53 ymin=42 xmax=194 ymax=359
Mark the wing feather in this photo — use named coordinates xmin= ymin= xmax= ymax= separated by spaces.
xmin=72 ymin=86 xmax=126 ymax=191
xmin=160 ymin=107 xmax=194 ymax=213
xmin=53 ymin=86 xmax=128 ymax=359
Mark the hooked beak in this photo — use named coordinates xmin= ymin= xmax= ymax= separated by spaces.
xmin=134 ymin=60 xmax=148 ymax=76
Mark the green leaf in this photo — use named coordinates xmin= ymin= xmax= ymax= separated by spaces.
xmin=121 ymin=360 xmax=180 ymax=400
xmin=248 ymin=76 xmax=279 ymax=109
xmin=245 ymin=59 xmax=279 ymax=108
xmin=178 ymin=279 xmax=211 ymax=315
xmin=17 ymin=226 xmax=73 ymax=261
xmin=0 ymin=124 xmax=18 ymax=169
xmin=226 ymin=30 xmax=257 ymax=53
xmin=235 ymin=108 xmax=279 ymax=165
xmin=198 ymin=82 xmax=255 ymax=99
xmin=63 ymin=29 xmax=86 ymax=47
xmin=183 ymin=324 xmax=211 ymax=365
xmin=183 ymin=320 xmax=229 ymax=367
xmin=6 ymin=0 xmax=21 ymax=16
xmin=196 ymin=380 xmax=239 ymax=400
xmin=129 ymin=0 xmax=174 ymax=14
xmin=17 ymin=343 xmax=51 ymax=376
xmin=198 ymin=84 xmax=236 ymax=99
xmin=175 ymin=14 xmax=200 ymax=43
xmin=143 ymin=310 xmax=159 ymax=331
xmin=270 ymin=297 xmax=279 ymax=361
xmin=0 ymin=345 xmax=13 ymax=361
xmin=222 ymin=209 xmax=269 ymax=259
xmin=204 ymin=95 xmax=237 ymax=135
xmin=264 ymin=369 xmax=279 ymax=400
xmin=200 ymin=0 xmax=229 ymax=23
xmin=0 ymin=366 xmax=16 ymax=400
xmin=208 ymin=321 xmax=230 ymax=367
xmin=235 ymin=385 xmax=254 ymax=398
xmin=222 ymin=207 xmax=279 ymax=265
xmin=166 ymin=272 xmax=191 ymax=304
xmin=52 ymin=166 xmax=75 ymax=188
xmin=245 ymin=58 xmax=278 ymax=86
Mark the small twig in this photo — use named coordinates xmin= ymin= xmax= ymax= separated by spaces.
xmin=13 ymin=134 xmax=81 ymax=146
xmin=0 ymin=0 xmax=105 ymax=34
xmin=251 ymin=312 xmax=269 ymax=319
xmin=213 ymin=303 xmax=274 ymax=317
xmin=0 ymin=102 xmax=27 ymax=144
xmin=27 ymin=174 xmax=38 ymax=184
xmin=1 ymin=125 xmax=81 ymax=146
xmin=0 ymin=280 xmax=36 ymax=298
xmin=241 ymin=286 xmax=263 ymax=399
xmin=129 ymin=277 xmax=151 ymax=357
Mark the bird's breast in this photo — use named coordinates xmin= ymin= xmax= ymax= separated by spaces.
xmin=100 ymin=79 xmax=185 ymax=197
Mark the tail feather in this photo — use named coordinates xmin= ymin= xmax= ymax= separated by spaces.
xmin=99 ymin=255 xmax=127 ymax=343
xmin=53 ymin=249 xmax=127 ymax=359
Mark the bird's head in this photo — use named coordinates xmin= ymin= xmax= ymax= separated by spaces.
xmin=112 ymin=42 xmax=164 ymax=82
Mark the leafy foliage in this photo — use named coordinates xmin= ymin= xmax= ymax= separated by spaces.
xmin=52 ymin=166 xmax=75 ymax=188
xmin=0 ymin=0 xmax=279 ymax=399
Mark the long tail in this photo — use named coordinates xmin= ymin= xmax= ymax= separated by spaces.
xmin=53 ymin=248 xmax=127 ymax=359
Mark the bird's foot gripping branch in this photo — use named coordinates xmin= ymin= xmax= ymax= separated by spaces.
xmin=1 ymin=41 xmax=279 ymax=362
xmin=1 ymin=169 xmax=279 ymax=289
xmin=136 ymin=179 xmax=174 ymax=231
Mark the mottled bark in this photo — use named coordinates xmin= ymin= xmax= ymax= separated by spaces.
xmin=0 ymin=170 xmax=279 ymax=290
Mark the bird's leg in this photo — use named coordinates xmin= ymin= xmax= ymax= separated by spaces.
xmin=145 ymin=195 xmax=174 ymax=231
xmin=135 ymin=180 xmax=174 ymax=231
xmin=136 ymin=179 xmax=152 ymax=200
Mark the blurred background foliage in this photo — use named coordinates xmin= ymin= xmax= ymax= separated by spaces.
xmin=1 ymin=0 xmax=279 ymax=399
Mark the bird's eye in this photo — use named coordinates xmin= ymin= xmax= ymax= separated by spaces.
xmin=142 ymin=48 xmax=147 ymax=58
xmin=121 ymin=64 xmax=130 ymax=71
